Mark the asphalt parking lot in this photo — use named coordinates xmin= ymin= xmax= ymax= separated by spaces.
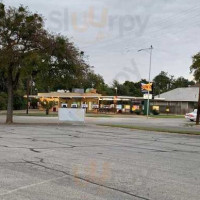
xmin=0 ymin=123 xmax=200 ymax=200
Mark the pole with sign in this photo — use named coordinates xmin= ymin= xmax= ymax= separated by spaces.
xmin=138 ymin=45 xmax=153 ymax=118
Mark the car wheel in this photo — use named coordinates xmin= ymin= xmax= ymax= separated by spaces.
xmin=190 ymin=119 xmax=194 ymax=122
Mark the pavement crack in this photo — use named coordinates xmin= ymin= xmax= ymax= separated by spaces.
xmin=29 ymin=148 xmax=41 ymax=153
xmin=23 ymin=160 xmax=150 ymax=200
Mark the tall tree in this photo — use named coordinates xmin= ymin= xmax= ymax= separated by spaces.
xmin=82 ymin=70 xmax=109 ymax=94
xmin=34 ymin=35 xmax=90 ymax=92
xmin=190 ymin=52 xmax=200 ymax=125
xmin=153 ymin=71 xmax=172 ymax=96
xmin=0 ymin=4 xmax=92 ymax=123
xmin=112 ymin=80 xmax=130 ymax=96
xmin=0 ymin=3 xmax=45 ymax=123
xmin=124 ymin=79 xmax=148 ymax=97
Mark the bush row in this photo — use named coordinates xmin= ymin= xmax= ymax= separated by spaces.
xmin=0 ymin=92 xmax=26 ymax=110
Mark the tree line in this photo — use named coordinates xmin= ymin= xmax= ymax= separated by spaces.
xmin=95 ymin=71 xmax=195 ymax=97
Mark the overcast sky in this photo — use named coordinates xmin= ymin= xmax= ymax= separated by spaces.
xmin=4 ymin=0 xmax=200 ymax=84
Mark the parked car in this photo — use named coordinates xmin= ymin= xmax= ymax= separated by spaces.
xmin=185 ymin=109 xmax=197 ymax=121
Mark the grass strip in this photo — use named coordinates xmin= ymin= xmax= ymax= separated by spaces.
xmin=14 ymin=113 xmax=58 ymax=117
xmin=99 ymin=124 xmax=200 ymax=135
xmin=150 ymin=115 xmax=184 ymax=119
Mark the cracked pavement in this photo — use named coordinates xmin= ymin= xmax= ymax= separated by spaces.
xmin=0 ymin=124 xmax=200 ymax=199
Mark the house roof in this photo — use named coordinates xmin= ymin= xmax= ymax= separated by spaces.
xmin=155 ymin=87 xmax=199 ymax=102
xmin=37 ymin=92 xmax=102 ymax=98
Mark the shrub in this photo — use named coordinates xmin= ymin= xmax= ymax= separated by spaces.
xmin=152 ymin=109 xmax=160 ymax=115
xmin=134 ymin=109 xmax=141 ymax=115
xmin=0 ymin=95 xmax=7 ymax=110
xmin=40 ymin=100 xmax=55 ymax=115
xmin=30 ymin=98 xmax=38 ymax=109
xmin=0 ymin=92 xmax=7 ymax=110
xmin=13 ymin=94 xmax=26 ymax=110
xmin=0 ymin=92 xmax=27 ymax=111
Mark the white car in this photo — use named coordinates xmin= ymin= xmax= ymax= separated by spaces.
xmin=185 ymin=109 xmax=197 ymax=121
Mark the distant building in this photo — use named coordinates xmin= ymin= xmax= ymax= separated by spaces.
xmin=30 ymin=89 xmax=148 ymax=113
xmin=153 ymin=87 xmax=199 ymax=114
xmin=37 ymin=89 xmax=101 ymax=112
xmin=29 ymin=87 xmax=200 ymax=115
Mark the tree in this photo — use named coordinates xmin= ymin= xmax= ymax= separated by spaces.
xmin=0 ymin=92 xmax=7 ymax=110
xmin=34 ymin=35 xmax=91 ymax=92
xmin=124 ymin=79 xmax=148 ymax=97
xmin=112 ymin=80 xmax=130 ymax=96
xmin=0 ymin=4 xmax=93 ymax=123
xmin=40 ymin=100 xmax=55 ymax=115
xmin=153 ymin=71 xmax=172 ymax=96
xmin=0 ymin=69 xmax=7 ymax=92
xmin=172 ymin=77 xmax=195 ymax=89
xmin=0 ymin=3 xmax=45 ymax=123
xmin=190 ymin=52 xmax=200 ymax=125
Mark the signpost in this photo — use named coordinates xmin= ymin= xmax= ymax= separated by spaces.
xmin=138 ymin=45 xmax=153 ymax=118
xmin=141 ymin=83 xmax=153 ymax=116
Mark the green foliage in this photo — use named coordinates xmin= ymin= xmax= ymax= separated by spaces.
xmin=108 ymin=79 xmax=148 ymax=96
xmin=112 ymin=80 xmax=130 ymax=96
xmin=190 ymin=52 xmax=200 ymax=82
xmin=0 ymin=91 xmax=26 ymax=110
xmin=134 ymin=109 xmax=141 ymax=115
xmin=0 ymin=3 xmax=5 ymax=18
xmin=152 ymin=109 xmax=160 ymax=115
xmin=191 ymin=52 xmax=200 ymax=125
xmin=82 ymin=71 xmax=105 ymax=93
xmin=124 ymin=79 xmax=148 ymax=97
xmin=153 ymin=71 xmax=195 ymax=96
xmin=13 ymin=94 xmax=26 ymax=110
xmin=153 ymin=71 xmax=172 ymax=95
xmin=0 ymin=3 xmax=198 ymax=123
xmin=0 ymin=70 xmax=6 ymax=92
xmin=40 ymin=100 xmax=55 ymax=115
xmin=33 ymin=35 xmax=94 ymax=92
xmin=30 ymin=98 xmax=38 ymax=109
xmin=0 ymin=93 xmax=7 ymax=110
xmin=172 ymin=77 xmax=195 ymax=88
xmin=0 ymin=3 xmax=101 ymax=123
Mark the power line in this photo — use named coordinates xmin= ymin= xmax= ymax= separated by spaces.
xmin=81 ymin=4 xmax=200 ymax=50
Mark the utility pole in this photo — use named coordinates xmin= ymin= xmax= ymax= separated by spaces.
xmin=147 ymin=46 xmax=153 ymax=118
xmin=196 ymin=86 xmax=200 ymax=125
xmin=138 ymin=45 xmax=153 ymax=118
xmin=114 ymin=87 xmax=118 ymax=114
xmin=26 ymin=79 xmax=30 ymax=115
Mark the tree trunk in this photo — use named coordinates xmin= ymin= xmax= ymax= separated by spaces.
xmin=6 ymin=77 xmax=14 ymax=124
xmin=46 ymin=108 xmax=49 ymax=115
xmin=196 ymin=86 xmax=200 ymax=125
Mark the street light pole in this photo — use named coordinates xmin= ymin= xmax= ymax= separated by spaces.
xmin=147 ymin=45 xmax=153 ymax=118
xmin=138 ymin=45 xmax=153 ymax=118
xmin=114 ymin=87 xmax=118 ymax=113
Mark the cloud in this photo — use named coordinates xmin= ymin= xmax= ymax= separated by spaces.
xmin=4 ymin=0 xmax=200 ymax=83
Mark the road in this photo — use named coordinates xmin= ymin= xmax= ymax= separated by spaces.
xmin=0 ymin=123 xmax=200 ymax=199
xmin=0 ymin=115 xmax=200 ymax=132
